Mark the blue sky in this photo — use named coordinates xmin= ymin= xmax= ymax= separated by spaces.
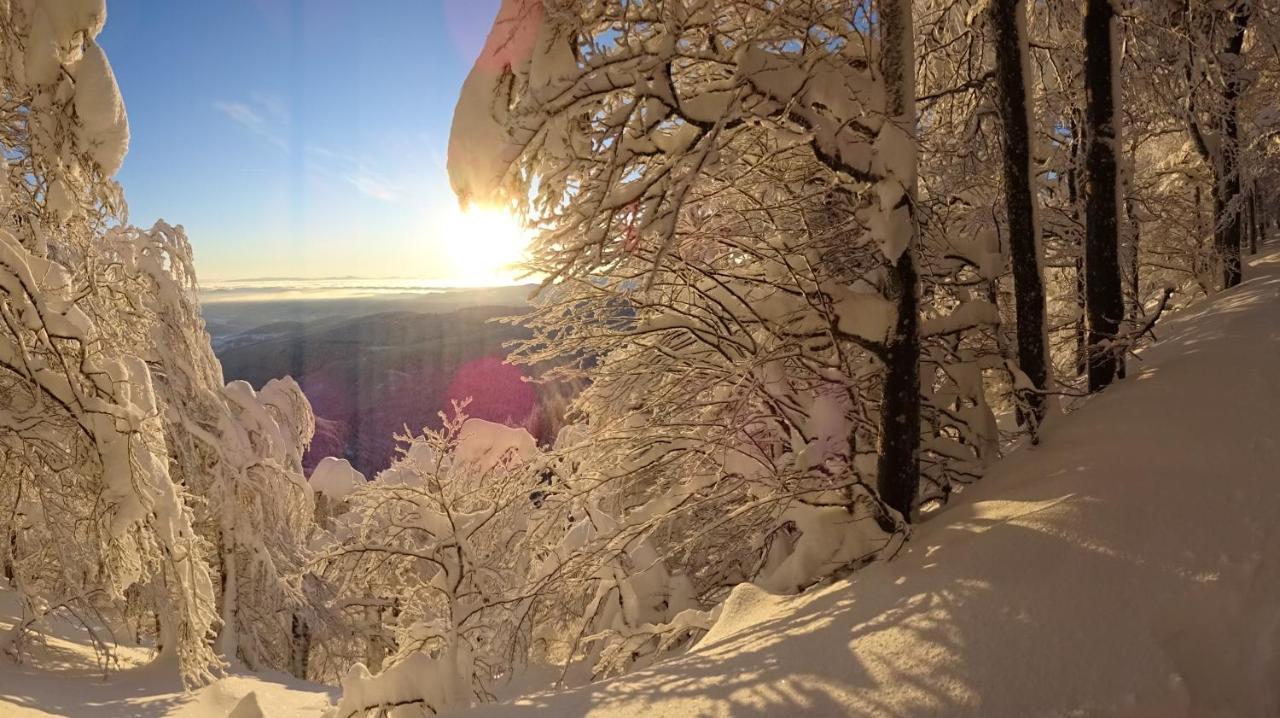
xmin=99 ymin=0 xmax=501 ymax=281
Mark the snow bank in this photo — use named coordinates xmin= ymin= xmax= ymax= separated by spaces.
xmin=328 ymin=653 xmax=468 ymax=718
xmin=454 ymin=418 xmax=538 ymax=471
xmin=228 ymin=691 xmax=267 ymax=718
xmin=0 ymin=587 xmax=337 ymax=716
xmin=310 ymin=457 xmax=365 ymax=500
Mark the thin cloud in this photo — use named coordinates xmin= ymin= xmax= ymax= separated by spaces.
xmin=252 ymin=92 xmax=289 ymax=123
xmin=215 ymin=98 xmax=403 ymax=202
xmin=213 ymin=100 xmax=286 ymax=149
xmin=351 ymin=172 xmax=401 ymax=202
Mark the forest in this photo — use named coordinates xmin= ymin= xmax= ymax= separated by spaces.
xmin=0 ymin=0 xmax=1278 ymax=716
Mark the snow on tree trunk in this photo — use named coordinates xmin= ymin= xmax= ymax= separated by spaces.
xmin=290 ymin=613 xmax=312 ymax=680
xmin=874 ymin=0 xmax=922 ymax=521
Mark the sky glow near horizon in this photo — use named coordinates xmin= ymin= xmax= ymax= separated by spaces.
xmin=99 ymin=0 xmax=516 ymax=283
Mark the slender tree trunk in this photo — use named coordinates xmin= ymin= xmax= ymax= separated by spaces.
xmin=1125 ymin=198 xmax=1141 ymax=317
xmin=1247 ymin=189 xmax=1258 ymax=255
xmin=1082 ymin=0 xmax=1126 ymax=392
xmin=1195 ymin=183 xmax=1207 ymax=284
xmin=874 ymin=0 xmax=921 ymax=522
xmin=2 ymin=528 xmax=14 ymax=584
xmin=290 ymin=613 xmax=311 ymax=679
xmin=364 ymin=603 xmax=387 ymax=673
xmin=1123 ymin=130 xmax=1143 ymax=327
xmin=1251 ymin=182 xmax=1263 ymax=254
xmin=1216 ymin=0 xmax=1249 ymax=288
xmin=216 ymin=523 xmax=239 ymax=661
xmin=1068 ymin=117 xmax=1088 ymax=377
xmin=990 ymin=0 xmax=1050 ymax=436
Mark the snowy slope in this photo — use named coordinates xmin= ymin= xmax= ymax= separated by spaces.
xmin=0 ymin=591 xmax=335 ymax=717
xmin=462 ymin=248 xmax=1280 ymax=717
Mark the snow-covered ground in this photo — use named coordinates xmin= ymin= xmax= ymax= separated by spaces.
xmin=0 ymin=590 xmax=335 ymax=717
xmin=3 ymin=248 xmax=1278 ymax=716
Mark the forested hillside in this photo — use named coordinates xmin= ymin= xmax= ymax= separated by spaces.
xmin=215 ymin=306 xmax=545 ymax=477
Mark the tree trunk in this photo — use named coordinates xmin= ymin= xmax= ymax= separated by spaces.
xmin=873 ymin=0 xmax=921 ymax=522
xmin=290 ymin=613 xmax=311 ymax=679
xmin=1125 ymin=198 xmax=1141 ymax=319
xmin=1068 ymin=117 xmax=1088 ymax=377
xmin=216 ymin=526 xmax=238 ymax=661
xmin=1082 ymin=0 xmax=1126 ymax=392
xmin=1 ymin=526 xmax=14 ymax=584
xmin=364 ymin=603 xmax=387 ymax=673
xmin=1251 ymin=182 xmax=1263 ymax=254
xmin=990 ymin=0 xmax=1050 ymax=436
xmin=1216 ymin=0 xmax=1249 ymax=288
xmin=1247 ymin=189 xmax=1258 ymax=255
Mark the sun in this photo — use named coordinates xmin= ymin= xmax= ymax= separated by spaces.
xmin=438 ymin=204 xmax=533 ymax=287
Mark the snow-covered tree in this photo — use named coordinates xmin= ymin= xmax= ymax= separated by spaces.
xmin=1 ymin=1 xmax=325 ymax=685
xmin=322 ymin=410 xmax=550 ymax=714
xmin=98 ymin=220 xmax=321 ymax=672
xmin=0 ymin=0 xmax=219 ymax=685
xmin=449 ymin=0 xmax=928 ymax=547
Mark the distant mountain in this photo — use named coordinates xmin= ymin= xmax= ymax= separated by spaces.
xmin=212 ymin=297 xmax=575 ymax=478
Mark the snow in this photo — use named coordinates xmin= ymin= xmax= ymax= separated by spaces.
xmin=450 ymin=248 xmax=1280 ymax=717
xmin=21 ymin=0 xmax=107 ymax=86
xmin=227 ymin=692 xmax=266 ymax=718
xmin=328 ymin=653 xmax=467 ymax=718
xmin=310 ymin=457 xmax=365 ymax=500
xmin=72 ymin=43 xmax=130 ymax=176
xmin=0 ymin=589 xmax=336 ymax=717
xmin=833 ymin=291 xmax=897 ymax=344
xmin=17 ymin=0 xmax=128 ymax=177
xmin=447 ymin=0 xmax=541 ymax=208
xmin=453 ymin=418 xmax=538 ymax=471
xmin=921 ymin=299 xmax=1000 ymax=337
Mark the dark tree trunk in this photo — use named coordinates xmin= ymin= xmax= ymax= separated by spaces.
xmin=990 ymin=0 xmax=1050 ymax=435
xmin=1247 ymin=189 xmax=1259 ymax=255
xmin=1194 ymin=184 xmax=1213 ymax=294
xmin=290 ymin=613 xmax=311 ymax=679
xmin=1216 ymin=1 xmax=1249 ymax=288
xmin=2 ymin=528 xmax=14 ymax=583
xmin=874 ymin=0 xmax=921 ymax=522
xmin=1251 ymin=183 xmax=1263 ymax=254
xmin=1125 ymin=198 xmax=1141 ymax=319
xmin=877 ymin=256 xmax=921 ymax=521
xmin=1082 ymin=0 xmax=1126 ymax=392
xmin=1068 ymin=117 xmax=1088 ymax=377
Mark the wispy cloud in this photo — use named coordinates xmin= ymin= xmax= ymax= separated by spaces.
xmin=252 ymin=92 xmax=289 ymax=123
xmin=214 ymin=97 xmax=404 ymax=203
xmin=351 ymin=172 xmax=401 ymax=201
xmin=213 ymin=100 xmax=286 ymax=149
xmin=306 ymin=145 xmax=403 ymax=202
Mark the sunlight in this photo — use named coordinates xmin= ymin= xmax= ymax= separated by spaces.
xmin=437 ymin=204 xmax=532 ymax=287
